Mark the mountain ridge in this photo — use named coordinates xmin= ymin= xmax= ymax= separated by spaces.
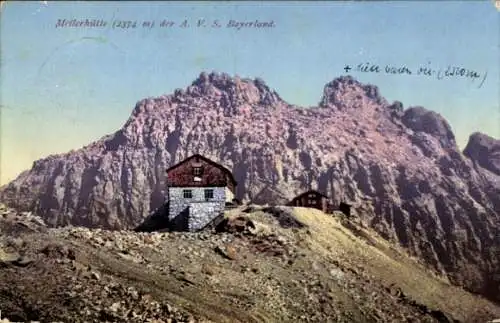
xmin=1 ymin=72 xmax=499 ymax=303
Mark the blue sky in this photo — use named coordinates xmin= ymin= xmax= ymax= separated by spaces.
xmin=1 ymin=1 xmax=499 ymax=184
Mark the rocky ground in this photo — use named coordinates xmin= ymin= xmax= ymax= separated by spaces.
xmin=1 ymin=203 xmax=499 ymax=323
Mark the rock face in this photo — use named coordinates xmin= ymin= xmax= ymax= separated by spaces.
xmin=464 ymin=132 xmax=500 ymax=176
xmin=0 ymin=72 xmax=499 ymax=303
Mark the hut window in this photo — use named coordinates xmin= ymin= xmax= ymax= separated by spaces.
xmin=204 ymin=189 xmax=214 ymax=199
xmin=309 ymin=199 xmax=316 ymax=204
xmin=183 ymin=189 xmax=193 ymax=199
xmin=309 ymin=194 xmax=315 ymax=198
xmin=193 ymin=167 xmax=202 ymax=176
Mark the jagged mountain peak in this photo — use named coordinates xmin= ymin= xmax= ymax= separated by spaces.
xmin=174 ymin=71 xmax=284 ymax=107
xmin=320 ymin=75 xmax=387 ymax=109
xmin=123 ymin=72 xmax=288 ymax=121
xmin=464 ymin=132 xmax=500 ymax=175
xmin=191 ymin=71 xmax=271 ymax=91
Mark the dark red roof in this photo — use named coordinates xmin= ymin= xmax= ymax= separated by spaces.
xmin=166 ymin=154 xmax=237 ymax=187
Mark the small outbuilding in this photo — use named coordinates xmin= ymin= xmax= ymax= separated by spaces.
xmin=286 ymin=190 xmax=331 ymax=213
xmin=339 ymin=202 xmax=352 ymax=217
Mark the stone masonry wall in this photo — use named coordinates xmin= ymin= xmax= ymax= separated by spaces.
xmin=168 ymin=186 xmax=226 ymax=231
xmin=188 ymin=201 xmax=225 ymax=231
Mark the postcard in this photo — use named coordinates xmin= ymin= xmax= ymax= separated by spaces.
xmin=0 ymin=1 xmax=499 ymax=322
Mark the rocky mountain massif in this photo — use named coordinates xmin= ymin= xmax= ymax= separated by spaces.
xmin=0 ymin=72 xmax=499 ymax=303
xmin=1 ymin=203 xmax=500 ymax=322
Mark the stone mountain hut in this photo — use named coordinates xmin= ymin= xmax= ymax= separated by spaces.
xmin=166 ymin=154 xmax=237 ymax=231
